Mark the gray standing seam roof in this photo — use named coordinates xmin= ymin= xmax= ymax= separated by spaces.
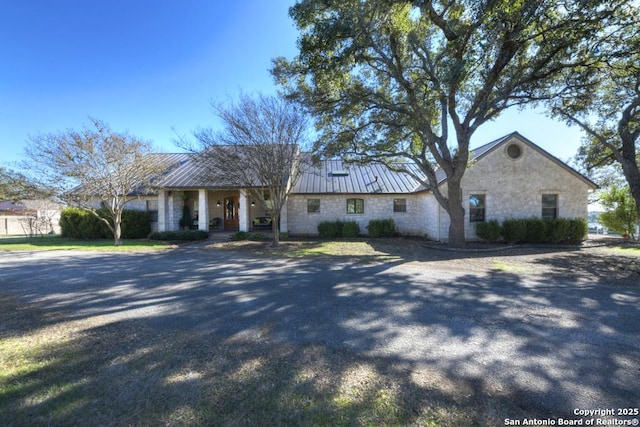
xmin=292 ymin=159 xmax=428 ymax=194
xmin=151 ymin=132 xmax=596 ymax=192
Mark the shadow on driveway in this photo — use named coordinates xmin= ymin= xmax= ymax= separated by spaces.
xmin=0 ymin=243 xmax=638 ymax=424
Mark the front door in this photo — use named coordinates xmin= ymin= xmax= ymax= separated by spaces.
xmin=223 ymin=196 xmax=239 ymax=230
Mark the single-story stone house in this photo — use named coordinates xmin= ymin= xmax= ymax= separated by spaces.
xmin=134 ymin=132 xmax=597 ymax=241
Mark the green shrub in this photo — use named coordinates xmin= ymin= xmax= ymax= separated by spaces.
xmin=59 ymin=207 xmax=82 ymax=238
xmin=248 ymin=232 xmax=267 ymax=241
xmin=60 ymin=207 xmax=110 ymax=239
xmin=121 ymin=210 xmax=151 ymax=239
xmin=549 ymin=218 xmax=587 ymax=243
xmin=568 ymin=218 xmax=588 ymax=242
xmin=317 ymin=220 xmax=360 ymax=238
xmin=367 ymin=219 xmax=396 ymax=237
xmin=232 ymin=231 xmax=248 ymax=241
xmin=597 ymin=184 xmax=640 ymax=238
xmin=502 ymin=217 xmax=587 ymax=244
xmin=525 ymin=217 xmax=548 ymax=244
xmin=60 ymin=207 xmax=152 ymax=239
xmin=475 ymin=220 xmax=502 ymax=242
xmin=280 ymin=232 xmax=289 ymax=240
xmin=318 ymin=220 xmax=343 ymax=238
xmin=502 ymin=219 xmax=529 ymax=243
xmin=148 ymin=230 xmax=209 ymax=241
xmin=342 ymin=221 xmax=361 ymax=238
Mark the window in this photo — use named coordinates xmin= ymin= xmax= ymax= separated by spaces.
xmin=146 ymin=200 xmax=159 ymax=222
xmin=307 ymin=199 xmax=320 ymax=213
xmin=506 ymin=143 xmax=522 ymax=159
xmin=346 ymin=198 xmax=364 ymax=214
xmin=469 ymin=194 xmax=485 ymax=222
xmin=393 ymin=198 xmax=407 ymax=213
xmin=542 ymin=194 xmax=558 ymax=219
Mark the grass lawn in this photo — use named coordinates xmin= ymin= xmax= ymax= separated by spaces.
xmin=207 ymin=237 xmax=412 ymax=260
xmin=0 ymin=235 xmax=174 ymax=252
xmin=610 ymin=245 xmax=640 ymax=255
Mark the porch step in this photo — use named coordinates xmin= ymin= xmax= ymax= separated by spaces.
xmin=207 ymin=231 xmax=234 ymax=242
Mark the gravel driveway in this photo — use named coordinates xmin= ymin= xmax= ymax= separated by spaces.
xmin=1 ymin=242 xmax=638 ymax=418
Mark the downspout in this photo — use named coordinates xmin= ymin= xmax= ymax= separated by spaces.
xmin=437 ymin=204 xmax=441 ymax=242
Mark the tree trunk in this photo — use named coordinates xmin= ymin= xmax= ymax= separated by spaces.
xmin=618 ymin=103 xmax=640 ymax=219
xmin=114 ymin=216 xmax=123 ymax=246
xmin=446 ymin=179 xmax=466 ymax=249
xmin=271 ymin=212 xmax=280 ymax=247
xmin=618 ymin=147 xmax=640 ymax=219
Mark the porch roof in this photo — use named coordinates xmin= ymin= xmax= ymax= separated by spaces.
xmin=156 ymin=153 xmax=249 ymax=189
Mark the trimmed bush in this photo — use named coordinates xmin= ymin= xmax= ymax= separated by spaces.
xmin=232 ymin=231 xmax=248 ymax=241
xmin=148 ymin=230 xmax=209 ymax=241
xmin=318 ymin=220 xmax=343 ymax=238
xmin=60 ymin=207 xmax=152 ymax=240
xmin=524 ymin=217 xmax=548 ymax=244
xmin=60 ymin=207 xmax=110 ymax=239
xmin=475 ymin=220 xmax=502 ymax=242
xmin=229 ymin=232 xmax=269 ymax=241
xmin=502 ymin=219 xmax=529 ymax=243
xmin=342 ymin=221 xmax=361 ymax=237
xmin=367 ymin=219 xmax=396 ymax=237
xmin=502 ymin=218 xmax=587 ymax=244
xmin=548 ymin=218 xmax=587 ymax=243
xmin=121 ymin=210 xmax=151 ymax=239
xmin=317 ymin=220 xmax=360 ymax=238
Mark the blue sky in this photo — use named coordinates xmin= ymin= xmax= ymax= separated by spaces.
xmin=0 ymin=0 xmax=586 ymax=167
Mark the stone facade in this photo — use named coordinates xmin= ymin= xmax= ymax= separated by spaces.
xmin=435 ymin=135 xmax=594 ymax=240
xmin=286 ymin=193 xmax=431 ymax=236
xmin=286 ymin=134 xmax=595 ymax=240
xmin=146 ymin=133 xmax=596 ymax=241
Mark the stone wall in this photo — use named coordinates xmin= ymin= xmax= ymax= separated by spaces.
xmin=286 ymin=193 xmax=430 ymax=236
xmin=437 ymin=136 xmax=593 ymax=240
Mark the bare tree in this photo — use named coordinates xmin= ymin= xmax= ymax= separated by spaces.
xmin=191 ymin=94 xmax=309 ymax=246
xmin=17 ymin=199 xmax=60 ymax=237
xmin=24 ymin=118 xmax=168 ymax=245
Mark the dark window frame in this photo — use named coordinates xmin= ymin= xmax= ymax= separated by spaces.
xmin=542 ymin=194 xmax=558 ymax=220
xmin=469 ymin=194 xmax=486 ymax=223
xmin=307 ymin=199 xmax=321 ymax=213
xmin=346 ymin=198 xmax=365 ymax=214
xmin=393 ymin=198 xmax=407 ymax=213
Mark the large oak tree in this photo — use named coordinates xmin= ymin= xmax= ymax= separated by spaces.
xmin=274 ymin=0 xmax=623 ymax=247
xmin=550 ymin=6 xmax=640 ymax=217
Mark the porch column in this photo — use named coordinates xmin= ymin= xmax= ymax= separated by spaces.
xmin=168 ymin=191 xmax=178 ymax=231
xmin=239 ymin=190 xmax=250 ymax=232
xmin=158 ymin=190 xmax=167 ymax=232
xmin=280 ymin=198 xmax=289 ymax=233
xmin=198 ymin=189 xmax=209 ymax=231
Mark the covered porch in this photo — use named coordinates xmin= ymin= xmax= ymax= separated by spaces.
xmin=156 ymin=188 xmax=287 ymax=233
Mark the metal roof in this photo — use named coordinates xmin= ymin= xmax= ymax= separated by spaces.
xmin=155 ymin=153 xmax=241 ymax=188
xmin=150 ymin=132 xmax=596 ymax=192
xmin=292 ymin=159 xmax=428 ymax=194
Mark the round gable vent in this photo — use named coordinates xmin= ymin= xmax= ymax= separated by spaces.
xmin=506 ymin=143 xmax=522 ymax=159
